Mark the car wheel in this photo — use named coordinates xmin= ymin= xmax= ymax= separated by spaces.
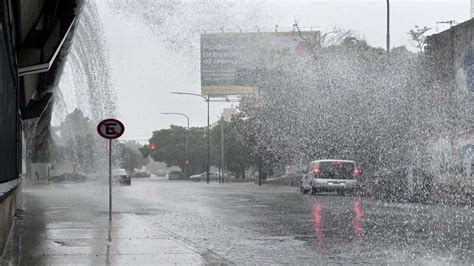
xmin=300 ymin=186 xmax=309 ymax=194
xmin=311 ymin=188 xmax=319 ymax=195
xmin=337 ymin=190 xmax=345 ymax=196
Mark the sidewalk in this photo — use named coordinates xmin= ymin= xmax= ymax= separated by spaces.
xmin=1 ymin=184 xmax=216 ymax=265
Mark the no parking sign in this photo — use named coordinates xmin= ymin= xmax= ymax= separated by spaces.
xmin=97 ymin=118 xmax=125 ymax=221
xmin=97 ymin=118 xmax=125 ymax=139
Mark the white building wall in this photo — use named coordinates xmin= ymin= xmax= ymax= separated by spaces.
xmin=222 ymin=108 xmax=238 ymax=122
xmin=472 ymin=0 xmax=474 ymax=18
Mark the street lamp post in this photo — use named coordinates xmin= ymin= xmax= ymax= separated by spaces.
xmin=386 ymin=0 xmax=390 ymax=53
xmin=220 ymin=116 xmax=225 ymax=184
xmin=171 ymin=92 xmax=211 ymax=184
xmin=160 ymin=112 xmax=190 ymax=178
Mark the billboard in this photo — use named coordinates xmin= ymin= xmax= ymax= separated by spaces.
xmin=201 ymin=31 xmax=320 ymax=96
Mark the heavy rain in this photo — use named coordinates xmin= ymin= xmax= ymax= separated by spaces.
xmin=0 ymin=0 xmax=472 ymax=265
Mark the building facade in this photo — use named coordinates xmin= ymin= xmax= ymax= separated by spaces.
xmin=0 ymin=0 xmax=83 ymax=254
xmin=426 ymin=18 xmax=474 ymax=182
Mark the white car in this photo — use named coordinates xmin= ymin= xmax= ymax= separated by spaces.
xmin=189 ymin=172 xmax=220 ymax=182
xmin=300 ymin=159 xmax=361 ymax=195
xmin=112 ymin=169 xmax=131 ymax=185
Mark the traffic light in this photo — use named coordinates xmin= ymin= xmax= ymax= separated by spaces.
xmin=149 ymin=143 xmax=156 ymax=150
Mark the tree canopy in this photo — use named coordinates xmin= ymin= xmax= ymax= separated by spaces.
xmin=210 ymin=119 xmax=255 ymax=178
xmin=50 ymin=108 xmax=103 ymax=173
xmin=232 ymin=35 xmax=435 ymax=174
xmin=143 ymin=125 xmax=207 ymax=175
xmin=119 ymin=141 xmax=149 ymax=172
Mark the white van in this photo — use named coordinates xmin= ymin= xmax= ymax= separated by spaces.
xmin=300 ymin=159 xmax=361 ymax=195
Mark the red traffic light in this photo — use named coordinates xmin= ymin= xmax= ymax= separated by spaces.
xmin=149 ymin=143 xmax=156 ymax=150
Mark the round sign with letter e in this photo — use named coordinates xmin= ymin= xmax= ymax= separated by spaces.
xmin=97 ymin=119 xmax=125 ymax=140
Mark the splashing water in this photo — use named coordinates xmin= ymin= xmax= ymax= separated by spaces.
xmin=55 ymin=1 xmax=117 ymax=124
xmin=50 ymin=0 xmax=117 ymax=179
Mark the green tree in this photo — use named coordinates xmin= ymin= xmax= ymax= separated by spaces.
xmin=52 ymin=108 xmax=99 ymax=173
xmin=210 ymin=119 xmax=255 ymax=178
xmin=119 ymin=141 xmax=149 ymax=172
xmin=144 ymin=125 xmax=207 ymax=175
xmin=408 ymin=25 xmax=431 ymax=53
xmin=234 ymin=35 xmax=424 ymax=176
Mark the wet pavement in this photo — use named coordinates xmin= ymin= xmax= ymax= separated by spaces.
xmin=2 ymin=177 xmax=473 ymax=265
xmin=1 ymin=182 xmax=225 ymax=265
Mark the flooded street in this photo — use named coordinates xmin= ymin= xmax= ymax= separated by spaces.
xmin=1 ymin=1 xmax=472 ymax=265
xmin=6 ymin=178 xmax=472 ymax=265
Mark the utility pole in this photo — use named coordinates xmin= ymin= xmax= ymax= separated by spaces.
xmin=386 ymin=0 xmax=390 ymax=53
xmin=220 ymin=116 xmax=225 ymax=184
xmin=171 ymin=91 xmax=211 ymax=184
xmin=207 ymin=96 xmax=210 ymax=184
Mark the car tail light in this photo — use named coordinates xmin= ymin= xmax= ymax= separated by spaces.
xmin=353 ymin=167 xmax=361 ymax=176
xmin=312 ymin=167 xmax=321 ymax=174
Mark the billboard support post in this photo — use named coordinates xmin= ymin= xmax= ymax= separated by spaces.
xmin=220 ymin=116 xmax=225 ymax=184
xmin=207 ymin=95 xmax=210 ymax=184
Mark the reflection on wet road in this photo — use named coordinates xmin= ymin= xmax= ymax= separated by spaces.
xmin=118 ymin=178 xmax=473 ymax=264
xmin=312 ymin=199 xmax=364 ymax=242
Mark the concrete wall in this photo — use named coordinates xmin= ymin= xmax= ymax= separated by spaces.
xmin=427 ymin=19 xmax=474 ymax=96
xmin=0 ymin=181 xmax=19 ymax=256
xmin=425 ymin=19 xmax=474 ymax=184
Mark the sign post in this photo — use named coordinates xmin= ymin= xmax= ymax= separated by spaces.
xmin=109 ymin=139 xmax=112 ymax=220
xmin=97 ymin=118 xmax=125 ymax=221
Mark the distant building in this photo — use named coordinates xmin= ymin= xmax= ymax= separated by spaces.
xmin=221 ymin=107 xmax=238 ymax=122
xmin=425 ymin=19 xmax=474 ymax=181
xmin=426 ymin=18 xmax=474 ymax=96
xmin=210 ymin=107 xmax=239 ymax=128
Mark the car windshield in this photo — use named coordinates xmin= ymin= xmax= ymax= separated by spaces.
xmin=112 ymin=169 xmax=127 ymax=176
xmin=315 ymin=161 xmax=356 ymax=179
xmin=4 ymin=1 xmax=472 ymax=265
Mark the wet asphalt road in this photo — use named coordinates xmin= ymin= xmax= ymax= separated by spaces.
xmin=114 ymin=177 xmax=473 ymax=264
xmin=10 ymin=177 xmax=474 ymax=265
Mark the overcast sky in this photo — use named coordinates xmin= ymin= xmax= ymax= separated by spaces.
xmin=95 ymin=0 xmax=469 ymax=141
